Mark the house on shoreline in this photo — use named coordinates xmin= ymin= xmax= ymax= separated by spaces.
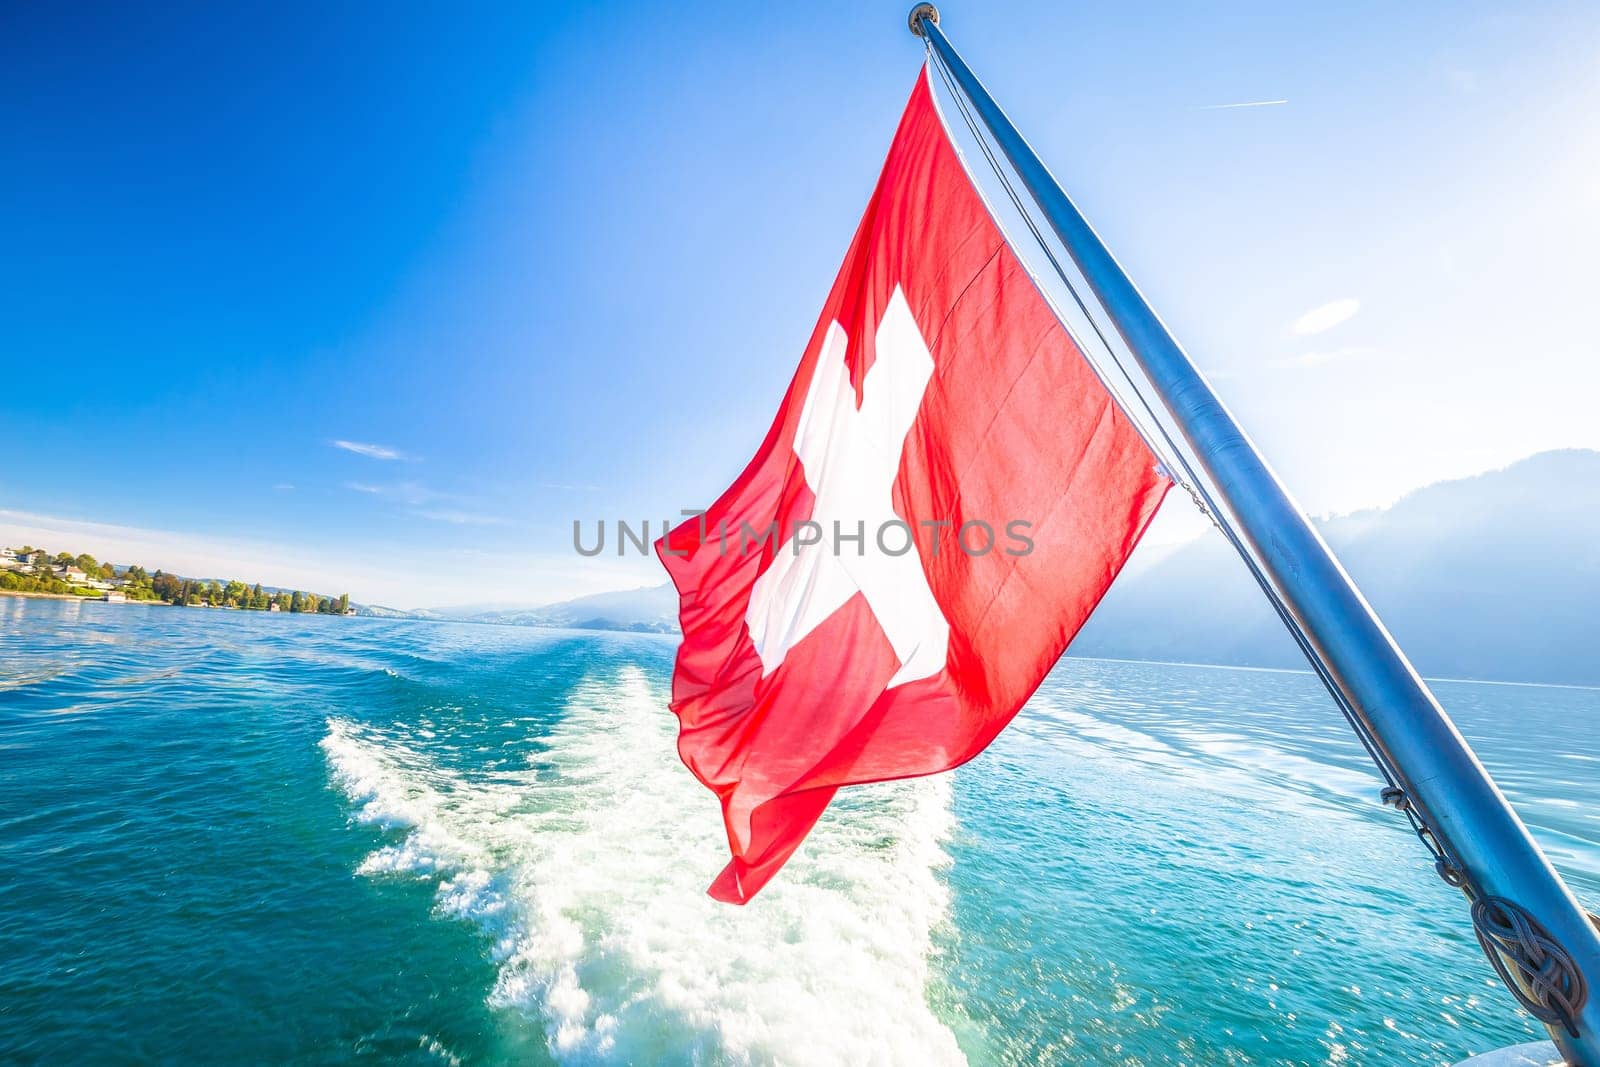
xmin=58 ymin=565 xmax=112 ymax=591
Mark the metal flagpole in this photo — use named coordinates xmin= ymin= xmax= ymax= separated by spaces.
xmin=907 ymin=4 xmax=1599 ymax=1061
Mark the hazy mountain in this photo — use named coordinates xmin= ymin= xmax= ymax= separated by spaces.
xmin=353 ymin=604 xmax=415 ymax=619
xmin=1073 ymin=449 xmax=1600 ymax=686
xmin=468 ymin=583 xmax=679 ymax=634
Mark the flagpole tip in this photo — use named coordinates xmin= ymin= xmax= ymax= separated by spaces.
xmin=907 ymin=3 xmax=940 ymax=37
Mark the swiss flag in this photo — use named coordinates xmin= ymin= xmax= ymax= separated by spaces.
xmin=656 ymin=68 xmax=1170 ymax=903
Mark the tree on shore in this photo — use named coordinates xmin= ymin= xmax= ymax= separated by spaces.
xmin=152 ymin=571 xmax=182 ymax=601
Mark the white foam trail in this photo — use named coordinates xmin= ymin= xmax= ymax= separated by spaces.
xmin=322 ymin=667 xmax=964 ymax=1065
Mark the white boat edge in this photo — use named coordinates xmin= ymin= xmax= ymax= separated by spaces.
xmin=1454 ymin=1042 xmax=1564 ymax=1066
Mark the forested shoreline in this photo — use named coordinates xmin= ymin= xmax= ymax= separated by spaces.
xmin=1 ymin=545 xmax=351 ymax=614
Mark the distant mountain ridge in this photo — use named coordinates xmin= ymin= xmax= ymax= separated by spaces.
xmin=468 ymin=583 xmax=678 ymax=633
xmin=356 ymin=583 xmax=678 ymax=634
xmin=362 ymin=450 xmax=1600 ymax=686
xmin=1072 ymin=449 xmax=1600 ymax=686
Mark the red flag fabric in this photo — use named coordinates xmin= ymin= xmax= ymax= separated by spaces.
xmin=656 ymin=67 xmax=1171 ymax=903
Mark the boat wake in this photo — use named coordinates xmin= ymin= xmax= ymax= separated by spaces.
xmin=321 ymin=666 xmax=964 ymax=1065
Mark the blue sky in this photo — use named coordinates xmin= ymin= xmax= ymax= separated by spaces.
xmin=4 ymin=1 xmax=1598 ymax=607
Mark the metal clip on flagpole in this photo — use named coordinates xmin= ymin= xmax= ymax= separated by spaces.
xmin=909 ymin=6 xmax=1599 ymax=1063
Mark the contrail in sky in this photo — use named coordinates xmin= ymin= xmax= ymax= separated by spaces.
xmin=1197 ymin=99 xmax=1289 ymax=110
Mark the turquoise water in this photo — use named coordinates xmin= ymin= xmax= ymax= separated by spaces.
xmin=3 ymin=598 xmax=1596 ymax=1065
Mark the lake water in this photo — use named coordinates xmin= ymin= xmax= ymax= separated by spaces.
xmin=2 ymin=597 xmax=1596 ymax=1065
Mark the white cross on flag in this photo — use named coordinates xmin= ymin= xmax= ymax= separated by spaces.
xmin=745 ymin=286 xmax=947 ymax=690
xmin=657 ymin=68 xmax=1171 ymax=903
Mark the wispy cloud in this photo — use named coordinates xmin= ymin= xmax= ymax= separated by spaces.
xmin=412 ymin=509 xmax=509 ymax=526
xmin=344 ymin=481 xmax=440 ymax=506
xmin=272 ymin=483 xmax=295 ymax=491
xmin=1197 ymin=99 xmax=1288 ymax=111
xmin=1290 ymin=298 xmax=1360 ymax=336
xmin=330 ymin=439 xmax=409 ymax=461
xmin=346 ymin=482 xmax=512 ymax=526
